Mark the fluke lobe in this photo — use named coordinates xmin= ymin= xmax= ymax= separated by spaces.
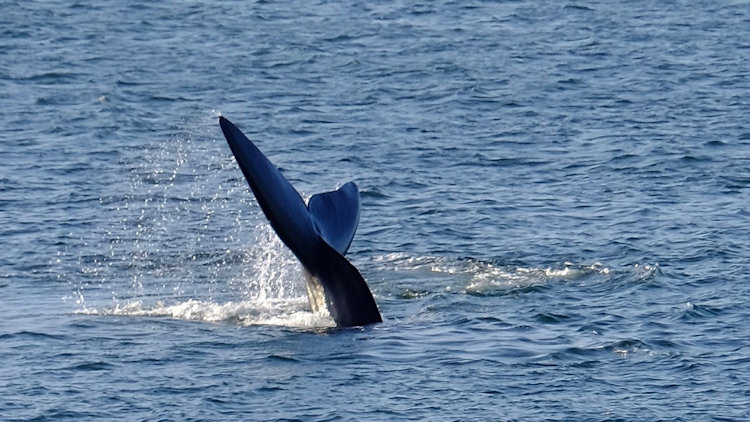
xmin=219 ymin=117 xmax=382 ymax=327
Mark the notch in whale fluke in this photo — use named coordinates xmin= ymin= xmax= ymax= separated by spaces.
xmin=219 ymin=116 xmax=382 ymax=327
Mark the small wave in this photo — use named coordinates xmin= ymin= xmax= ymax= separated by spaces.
xmin=77 ymin=298 xmax=335 ymax=329
xmin=397 ymin=288 xmax=431 ymax=299
xmin=678 ymin=301 xmax=723 ymax=321
xmin=66 ymin=361 xmax=116 ymax=372
xmin=604 ymin=338 xmax=652 ymax=358
xmin=551 ymin=338 xmax=656 ymax=362
xmin=0 ymin=331 xmax=68 ymax=341
xmin=632 ymin=263 xmax=660 ymax=280
xmin=533 ymin=312 xmax=572 ymax=324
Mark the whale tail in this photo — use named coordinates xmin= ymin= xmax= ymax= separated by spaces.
xmin=219 ymin=116 xmax=381 ymax=327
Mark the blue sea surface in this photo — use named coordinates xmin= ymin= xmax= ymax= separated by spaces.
xmin=2 ymin=0 xmax=750 ymax=420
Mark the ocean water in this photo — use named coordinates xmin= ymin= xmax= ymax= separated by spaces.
xmin=2 ymin=0 xmax=750 ymax=420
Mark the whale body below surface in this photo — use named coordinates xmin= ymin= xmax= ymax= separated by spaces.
xmin=219 ymin=116 xmax=382 ymax=327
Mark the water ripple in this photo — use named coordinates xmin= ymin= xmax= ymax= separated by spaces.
xmin=2 ymin=0 xmax=750 ymax=420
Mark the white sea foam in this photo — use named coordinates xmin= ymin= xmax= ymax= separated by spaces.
xmin=77 ymin=297 xmax=335 ymax=328
xmin=464 ymin=262 xmax=609 ymax=294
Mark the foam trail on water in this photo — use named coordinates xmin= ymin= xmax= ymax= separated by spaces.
xmin=464 ymin=261 xmax=611 ymax=294
xmin=370 ymin=254 xmax=616 ymax=295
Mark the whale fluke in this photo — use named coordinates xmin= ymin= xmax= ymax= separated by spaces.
xmin=219 ymin=116 xmax=381 ymax=327
xmin=308 ymin=182 xmax=360 ymax=255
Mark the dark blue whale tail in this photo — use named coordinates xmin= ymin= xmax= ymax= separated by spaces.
xmin=219 ymin=116 xmax=381 ymax=327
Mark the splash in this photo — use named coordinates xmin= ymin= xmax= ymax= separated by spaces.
xmin=66 ymin=114 xmax=332 ymax=328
